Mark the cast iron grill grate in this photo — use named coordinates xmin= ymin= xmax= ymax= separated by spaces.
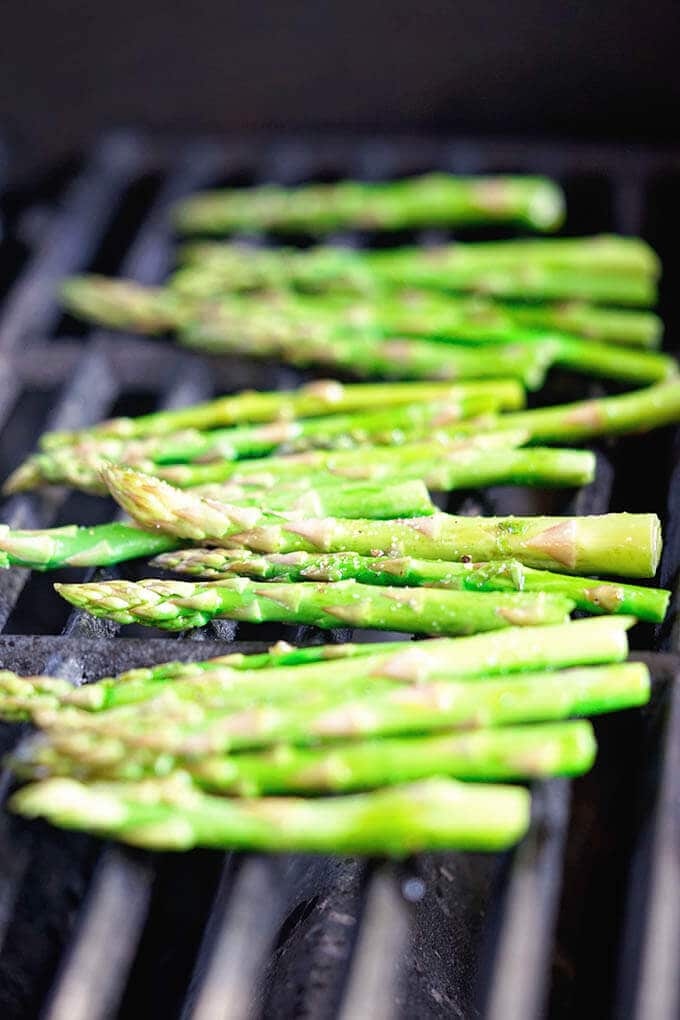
xmin=0 ymin=133 xmax=677 ymax=1019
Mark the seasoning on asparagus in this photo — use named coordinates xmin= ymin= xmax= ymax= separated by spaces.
xmin=152 ymin=549 xmax=670 ymax=623
xmin=100 ymin=465 xmax=662 ymax=576
xmin=10 ymin=775 xmax=532 ymax=854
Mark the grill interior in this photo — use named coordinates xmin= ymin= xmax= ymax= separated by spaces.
xmin=0 ymin=133 xmax=678 ymax=1019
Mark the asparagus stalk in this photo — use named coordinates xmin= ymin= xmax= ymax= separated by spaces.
xmin=172 ymin=174 xmax=566 ymax=234
xmin=54 ymin=576 xmax=574 ymax=634
xmin=37 ymin=617 xmax=643 ymax=720
xmin=34 ymin=661 xmax=650 ymax=756
xmin=185 ymin=720 xmax=598 ymax=793
xmin=10 ymin=776 xmax=532 ymax=854
xmin=0 ymin=614 xmax=637 ymax=721
xmin=151 ymin=435 xmax=592 ymax=489
xmin=101 ymin=465 xmax=662 ymax=576
xmin=175 ymin=237 xmax=658 ymax=305
xmin=0 ymin=522 xmax=178 ymax=571
xmin=10 ymin=721 xmax=596 ymax=790
xmin=14 ymin=434 xmax=593 ymax=499
xmin=181 ymin=321 xmax=558 ymax=390
xmin=2 ymin=394 xmax=503 ymax=494
xmin=489 ymin=379 xmax=680 ymax=444
xmin=0 ymin=638 xmax=417 ymax=718
xmin=179 ymin=301 xmax=670 ymax=387
xmin=5 ymin=425 xmax=530 ymax=494
xmin=40 ymin=378 xmax=525 ymax=450
xmin=62 ymin=275 xmax=662 ymax=347
xmin=152 ymin=549 xmax=670 ymax=623
xmin=180 ymin=234 xmax=658 ymax=276
xmin=59 ymin=615 xmax=637 ymax=712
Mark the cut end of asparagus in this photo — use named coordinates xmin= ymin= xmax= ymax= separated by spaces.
xmin=524 ymin=179 xmax=566 ymax=231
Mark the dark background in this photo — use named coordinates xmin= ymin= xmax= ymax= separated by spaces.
xmin=1 ymin=0 xmax=679 ymax=171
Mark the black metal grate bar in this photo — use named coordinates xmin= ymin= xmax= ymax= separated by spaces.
xmin=336 ymin=868 xmax=409 ymax=1020
xmin=480 ymin=781 xmax=571 ymax=1020
xmin=186 ymin=857 xmax=287 ymax=1020
xmin=43 ymin=849 xmax=153 ymax=1020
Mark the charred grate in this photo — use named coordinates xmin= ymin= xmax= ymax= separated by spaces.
xmin=0 ymin=133 xmax=677 ymax=1018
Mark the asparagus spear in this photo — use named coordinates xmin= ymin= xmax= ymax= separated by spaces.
xmin=0 ymin=522 xmax=178 ymax=571
xmin=172 ymin=174 xmax=566 ymax=234
xmin=10 ymin=721 xmax=596 ymax=790
xmin=159 ymin=380 xmax=680 ymax=488
xmin=488 ymin=378 xmax=680 ymax=444
xmin=101 ymin=465 xmax=662 ymax=576
xmin=151 ymin=437 xmax=592 ymax=489
xmin=59 ymin=615 xmax=638 ymax=712
xmin=183 ymin=720 xmax=598 ymax=793
xmin=182 ymin=322 xmax=558 ymax=390
xmin=10 ymin=776 xmax=532 ymax=854
xmin=0 ymin=638 xmax=417 ymax=718
xmin=10 ymin=433 xmax=592 ymax=498
xmin=152 ymin=549 xmax=670 ymax=623
xmin=62 ymin=275 xmax=662 ymax=347
xmin=36 ymin=617 xmax=643 ymax=721
xmin=34 ymin=661 xmax=649 ymax=756
xmin=2 ymin=394 xmax=503 ymax=493
xmin=40 ymin=378 xmax=525 ymax=450
xmin=180 ymin=234 xmax=657 ymax=276
xmin=0 ymin=615 xmax=637 ymax=721
xmin=179 ymin=301 xmax=671 ymax=386
xmin=54 ymin=576 xmax=574 ymax=634
xmin=175 ymin=237 xmax=658 ymax=305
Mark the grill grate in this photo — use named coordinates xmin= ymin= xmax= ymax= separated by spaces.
xmin=0 ymin=133 xmax=678 ymax=1018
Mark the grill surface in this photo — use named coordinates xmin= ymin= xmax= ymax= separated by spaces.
xmin=0 ymin=134 xmax=678 ymax=1019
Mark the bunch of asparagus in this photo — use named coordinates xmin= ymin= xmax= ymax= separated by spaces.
xmin=61 ymin=234 xmax=669 ymax=386
xmin=7 ymin=377 xmax=680 ymax=497
xmin=0 ymin=379 xmax=671 ymax=637
xmin=0 ymin=173 xmax=673 ymax=857
xmin=4 ymin=617 xmax=649 ymax=853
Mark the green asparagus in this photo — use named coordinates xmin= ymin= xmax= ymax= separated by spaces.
xmin=10 ymin=775 xmax=532 ymax=853
xmin=40 ymin=378 xmax=525 ymax=450
xmin=10 ymin=721 xmax=596 ymax=790
xmin=62 ymin=274 xmax=662 ymax=347
xmin=54 ymin=576 xmax=574 ymax=634
xmin=59 ymin=615 xmax=638 ymax=711
xmin=101 ymin=465 xmax=662 ymax=576
xmin=175 ymin=236 xmax=658 ymax=304
xmin=34 ymin=661 xmax=649 ymax=755
xmin=152 ymin=549 xmax=670 ymax=623
xmin=178 ymin=300 xmax=673 ymax=386
xmin=25 ymin=617 xmax=641 ymax=720
xmin=182 ymin=323 xmax=559 ymax=390
xmin=172 ymin=174 xmax=566 ymax=234
xmin=150 ymin=436 xmax=593 ymax=489
xmin=1 ymin=395 xmax=507 ymax=493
